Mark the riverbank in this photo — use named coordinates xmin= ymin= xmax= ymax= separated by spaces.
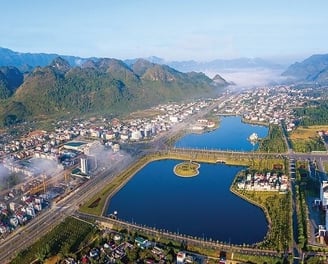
xmin=230 ymin=173 xmax=292 ymax=251
xmin=79 ymin=151 xmax=250 ymax=217
xmin=230 ymin=173 xmax=271 ymax=242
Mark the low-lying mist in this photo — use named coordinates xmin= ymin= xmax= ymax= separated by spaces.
xmin=207 ymin=68 xmax=288 ymax=90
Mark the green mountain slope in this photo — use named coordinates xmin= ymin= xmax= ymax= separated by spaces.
xmin=0 ymin=57 xmax=228 ymax=126
xmin=0 ymin=66 xmax=23 ymax=99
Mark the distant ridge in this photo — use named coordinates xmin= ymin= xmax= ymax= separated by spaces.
xmin=282 ymin=54 xmax=328 ymax=83
xmin=126 ymin=56 xmax=283 ymax=72
xmin=0 ymin=47 xmax=282 ymax=74
xmin=0 ymin=47 xmax=87 ymax=70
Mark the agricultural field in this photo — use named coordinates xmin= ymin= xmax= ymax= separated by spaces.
xmin=289 ymin=126 xmax=327 ymax=153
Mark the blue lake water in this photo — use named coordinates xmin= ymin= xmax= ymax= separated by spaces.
xmin=175 ymin=115 xmax=268 ymax=151
xmin=107 ymin=116 xmax=269 ymax=244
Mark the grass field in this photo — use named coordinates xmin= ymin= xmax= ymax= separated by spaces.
xmin=290 ymin=125 xmax=328 ymax=140
xmin=125 ymin=108 xmax=164 ymax=119
xmin=174 ymin=161 xmax=200 ymax=177
xmin=289 ymin=125 xmax=327 ymax=153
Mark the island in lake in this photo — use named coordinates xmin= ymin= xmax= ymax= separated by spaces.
xmin=173 ymin=161 xmax=200 ymax=177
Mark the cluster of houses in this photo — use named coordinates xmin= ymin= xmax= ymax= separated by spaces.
xmin=219 ymin=85 xmax=313 ymax=132
xmin=63 ymin=232 xmax=176 ymax=264
xmin=0 ymin=99 xmax=214 ymax=238
xmin=236 ymin=171 xmax=289 ymax=192
xmin=0 ymin=99 xmax=213 ymax=186
xmin=68 ymin=235 xmax=201 ymax=264
xmin=0 ymin=194 xmax=47 ymax=236
xmin=0 ymin=100 xmax=210 ymax=163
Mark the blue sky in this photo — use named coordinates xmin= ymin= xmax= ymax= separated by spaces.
xmin=1 ymin=0 xmax=327 ymax=62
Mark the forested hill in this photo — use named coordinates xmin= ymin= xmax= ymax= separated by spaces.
xmin=0 ymin=57 xmax=228 ymax=126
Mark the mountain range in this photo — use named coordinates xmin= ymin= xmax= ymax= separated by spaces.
xmin=126 ymin=56 xmax=284 ymax=74
xmin=282 ymin=54 xmax=328 ymax=83
xmin=0 ymin=47 xmax=283 ymax=73
xmin=0 ymin=54 xmax=228 ymax=127
xmin=2 ymin=46 xmax=328 ymax=127
xmin=0 ymin=47 xmax=87 ymax=70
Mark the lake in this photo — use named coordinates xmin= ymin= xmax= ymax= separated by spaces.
xmin=175 ymin=115 xmax=268 ymax=151
xmin=107 ymin=116 xmax=269 ymax=244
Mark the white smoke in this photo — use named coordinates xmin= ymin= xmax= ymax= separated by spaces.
xmin=0 ymin=164 xmax=10 ymax=189
xmin=0 ymin=164 xmax=10 ymax=178
xmin=29 ymin=158 xmax=63 ymax=177
xmin=87 ymin=143 xmax=131 ymax=171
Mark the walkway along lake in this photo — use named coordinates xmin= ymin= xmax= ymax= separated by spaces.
xmin=107 ymin=116 xmax=269 ymax=244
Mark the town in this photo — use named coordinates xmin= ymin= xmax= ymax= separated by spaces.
xmin=1 ymin=83 xmax=328 ymax=263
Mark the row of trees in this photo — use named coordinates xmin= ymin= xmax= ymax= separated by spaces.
xmin=295 ymin=183 xmax=308 ymax=249
xmin=11 ymin=217 xmax=96 ymax=264
xmin=258 ymin=125 xmax=287 ymax=153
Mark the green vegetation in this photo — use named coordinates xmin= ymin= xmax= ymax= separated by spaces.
xmin=0 ymin=57 xmax=226 ymax=127
xmin=247 ymin=157 xmax=287 ymax=175
xmin=291 ymin=137 xmax=325 ymax=153
xmin=295 ymin=101 xmax=328 ymax=126
xmin=0 ymin=101 xmax=30 ymax=126
xmin=289 ymin=125 xmax=326 ymax=153
xmin=304 ymin=256 xmax=327 ymax=264
xmin=295 ymin=183 xmax=308 ymax=249
xmin=250 ymin=192 xmax=290 ymax=251
xmin=173 ymin=161 xmax=200 ymax=177
xmin=232 ymin=252 xmax=285 ymax=264
xmin=323 ymin=161 xmax=328 ymax=173
xmin=10 ymin=217 xmax=96 ymax=264
xmin=0 ymin=66 xmax=23 ymax=99
xmin=258 ymin=125 xmax=287 ymax=153
xmin=231 ymin=178 xmax=292 ymax=252
xmin=296 ymin=160 xmax=322 ymax=250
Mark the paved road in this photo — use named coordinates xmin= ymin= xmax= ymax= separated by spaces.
xmin=0 ymin=153 xmax=136 ymax=263
xmin=2 ymin=100 xmax=328 ymax=262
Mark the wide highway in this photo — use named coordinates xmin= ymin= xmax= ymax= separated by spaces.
xmin=0 ymin=152 xmax=136 ymax=263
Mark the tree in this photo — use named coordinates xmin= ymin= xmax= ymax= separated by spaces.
xmin=35 ymin=243 xmax=50 ymax=263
